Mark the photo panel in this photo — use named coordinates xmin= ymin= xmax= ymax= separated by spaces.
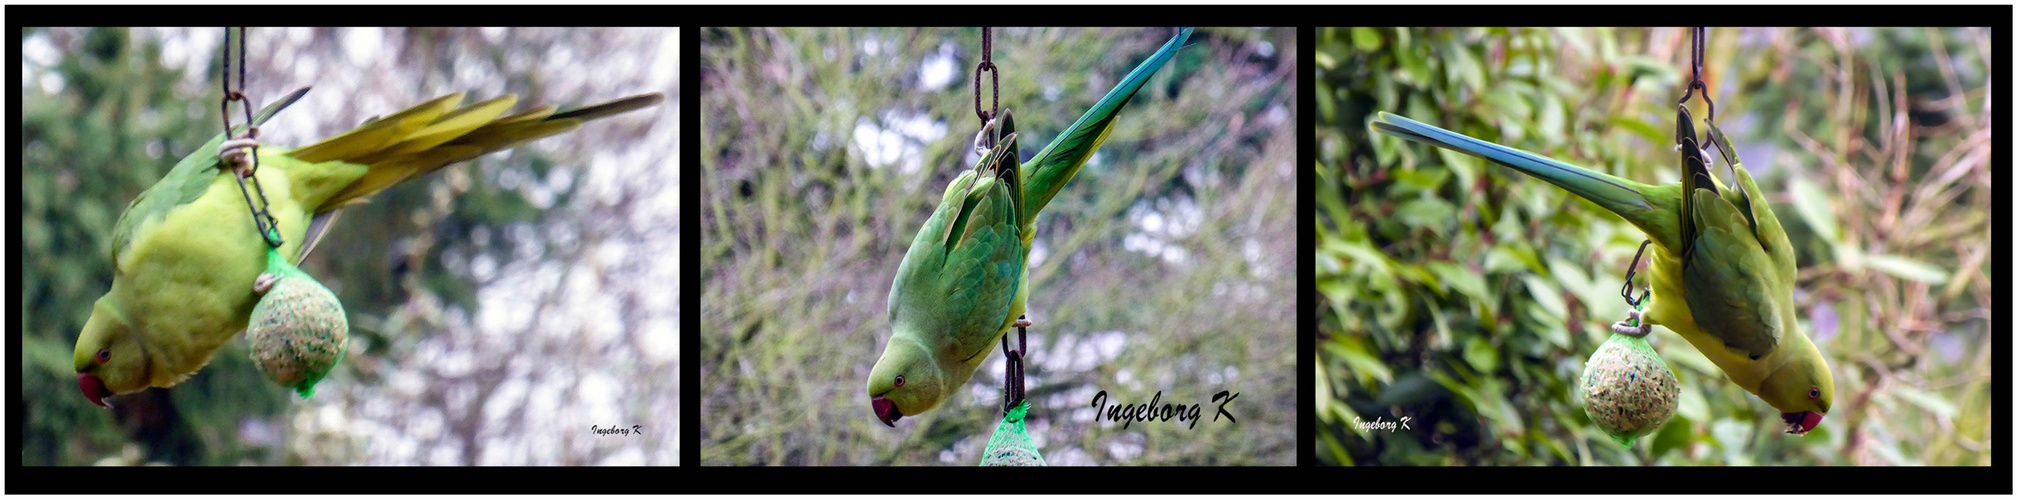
xmin=698 ymin=26 xmax=1299 ymax=466
xmin=1316 ymin=26 xmax=1994 ymax=467
xmin=18 ymin=26 xmax=680 ymax=466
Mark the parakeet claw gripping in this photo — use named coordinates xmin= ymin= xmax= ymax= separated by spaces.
xmin=1610 ymin=309 xmax=1652 ymax=338
xmin=973 ymin=112 xmax=1009 ymax=159
xmin=219 ymin=137 xmax=261 ymax=172
xmin=254 ymin=272 xmax=281 ymax=295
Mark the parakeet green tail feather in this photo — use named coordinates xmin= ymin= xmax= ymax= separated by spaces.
xmin=1370 ymin=112 xmax=1657 ymax=214
xmin=1368 ymin=112 xmax=1692 ymax=250
xmin=548 ymin=93 xmax=665 ymax=122
xmin=295 ymin=92 xmax=664 ymax=212
xmin=1018 ymin=27 xmax=1191 ymax=226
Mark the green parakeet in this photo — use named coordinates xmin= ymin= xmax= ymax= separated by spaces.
xmin=72 ymin=87 xmax=662 ymax=407
xmin=1369 ymin=107 xmax=1835 ymax=435
xmin=867 ymin=27 xmax=1191 ymax=426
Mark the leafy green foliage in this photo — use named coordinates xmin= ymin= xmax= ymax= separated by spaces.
xmin=699 ymin=27 xmax=1296 ymax=465
xmin=1316 ymin=27 xmax=1991 ymax=465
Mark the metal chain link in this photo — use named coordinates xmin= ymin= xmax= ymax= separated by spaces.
xmin=972 ymin=27 xmax=999 ymax=126
xmin=1620 ymin=239 xmax=1653 ymax=308
xmin=1676 ymin=27 xmax=1715 ymax=122
xmin=219 ymin=27 xmax=282 ymax=249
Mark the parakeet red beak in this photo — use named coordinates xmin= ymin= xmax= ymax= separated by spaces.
xmin=1782 ymin=411 xmax=1824 ymax=435
xmin=77 ymin=373 xmax=110 ymax=408
xmin=871 ymin=397 xmax=902 ymax=427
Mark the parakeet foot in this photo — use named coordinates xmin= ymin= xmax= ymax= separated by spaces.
xmin=218 ymin=137 xmax=261 ymax=172
xmin=253 ymin=272 xmax=281 ymax=295
xmin=1611 ymin=309 xmax=1652 ymax=337
xmin=1014 ymin=317 xmax=1032 ymax=328
xmin=1671 ymin=142 xmax=1713 ymax=167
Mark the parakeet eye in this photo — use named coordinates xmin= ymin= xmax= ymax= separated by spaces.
xmin=894 ymin=375 xmax=905 ymax=388
xmin=95 ymin=349 xmax=110 ymax=363
xmin=1808 ymin=387 xmax=1820 ymax=399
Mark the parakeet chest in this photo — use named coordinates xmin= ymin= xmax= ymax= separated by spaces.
xmin=114 ymin=168 xmax=311 ymax=373
xmin=1645 ymin=247 xmax=1773 ymax=390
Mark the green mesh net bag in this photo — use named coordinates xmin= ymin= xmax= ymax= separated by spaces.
xmin=247 ymin=247 xmax=349 ymax=398
xmin=979 ymin=401 xmax=1046 ymax=466
xmin=1579 ymin=331 xmax=1680 ymax=447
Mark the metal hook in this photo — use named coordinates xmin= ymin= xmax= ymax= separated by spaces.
xmin=1002 ymin=315 xmax=1030 ymax=415
xmin=1676 ymin=27 xmax=1715 ymax=123
xmin=219 ymin=27 xmax=282 ymax=249
xmin=1620 ymin=239 xmax=1653 ymax=307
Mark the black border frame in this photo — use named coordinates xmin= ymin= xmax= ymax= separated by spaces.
xmin=4 ymin=3 xmax=2008 ymax=495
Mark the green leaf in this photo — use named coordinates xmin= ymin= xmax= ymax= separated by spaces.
xmin=1545 ymin=256 xmax=1606 ymax=316
xmin=1331 ymin=399 xmax=1361 ymax=430
xmin=1316 ymin=81 xmax=1337 ymax=119
xmin=1394 ymin=197 xmax=1457 ymax=237
xmin=1888 ymin=385 xmax=1959 ymax=419
xmin=1788 ymin=177 xmax=1840 ymax=243
xmin=1328 ymin=239 xmax=1392 ymax=277
xmin=1464 ymin=336 xmax=1500 ymax=373
xmin=1649 ymin=414 xmax=1693 ymax=460
xmin=1526 ymin=303 xmax=1570 ymax=348
xmin=1427 ymin=304 xmax=1454 ymax=350
xmin=1482 ymin=87 xmax=1532 ymax=124
xmin=1537 ymin=93 xmax=1566 ymax=144
xmin=1315 ymin=359 xmax=1334 ymax=423
xmin=1351 ymin=27 xmax=1383 ymax=51
xmin=1329 ymin=336 xmax=1393 ymax=385
xmin=1611 ymin=115 xmax=1665 ymax=143
xmin=1429 ymin=262 xmax=1488 ymax=300
xmin=1661 ymin=338 xmax=1723 ymax=379
xmin=1390 ymin=166 xmax=1449 ymax=193
xmin=1521 ymin=274 xmax=1568 ymax=321
xmin=1445 ymin=40 xmax=1485 ymax=93
xmin=1863 ymin=254 xmax=1951 ymax=284
xmin=1397 ymin=40 xmax=1433 ymax=85
xmin=1710 ymin=420 xmax=1754 ymax=463
xmin=1483 ymin=243 xmax=1542 ymax=275
xmin=1321 ymin=433 xmax=1352 ymax=466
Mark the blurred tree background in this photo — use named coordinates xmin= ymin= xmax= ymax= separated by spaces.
xmin=1316 ymin=27 xmax=1991 ymax=465
xmin=700 ymin=27 xmax=1296 ymax=465
xmin=19 ymin=27 xmax=680 ymax=465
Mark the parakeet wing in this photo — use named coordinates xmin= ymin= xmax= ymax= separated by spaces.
xmin=1709 ymin=121 xmax=1799 ymax=279
xmin=944 ymin=150 xmax=1027 ymax=361
xmin=892 ymin=164 xmax=1026 ymax=363
xmin=1703 ymin=120 xmax=1761 ymax=241
xmin=109 ymin=87 xmax=311 ymax=264
xmin=1678 ymin=108 xmax=1781 ymax=358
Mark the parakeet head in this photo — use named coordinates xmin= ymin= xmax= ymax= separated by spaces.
xmin=1760 ymin=347 xmax=1834 ymax=435
xmin=866 ymin=336 xmax=946 ymax=427
xmin=72 ymin=298 xmax=149 ymax=408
